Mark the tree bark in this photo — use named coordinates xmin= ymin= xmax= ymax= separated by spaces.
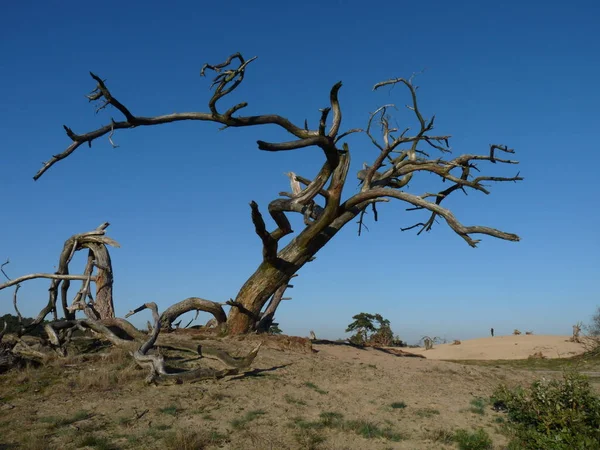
xmin=87 ymin=242 xmax=115 ymax=319
xmin=256 ymin=278 xmax=291 ymax=333
xmin=226 ymin=215 xmax=354 ymax=334
xmin=227 ymin=262 xmax=291 ymax=335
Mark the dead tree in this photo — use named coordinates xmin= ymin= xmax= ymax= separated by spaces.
xmin=570 ymin=323 xmax=582 ymax=343
xmin=0 ymin=223 xmax=119 ymax=326
xmin=32 ymin=53 xmax=523 ymax=335
xmin=421 ymin=336 xmax=440 ymax=350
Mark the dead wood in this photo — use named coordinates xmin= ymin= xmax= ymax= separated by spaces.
xmin=126 ymin=302 xmax=261 ymax=384
xmin=0 ymin=324 xmax=45 ymax=372
xmin=569 ymin=323 xmax=582 ymax=343
xmin=100 ymin=318 xmax=146 ymax=340
xmin=159 ymin=297 xmax=227 ymax=330
xmin=0 ymin=274 xmax=97 ymax=291
xmin=45 ymin=319 xmax=132 ymax=348
xmin=528 ymin=351 xmax=546 ymax=359
xmin=0 ymin=224 xmax=119 ymax=328
xmin=421 ymin=336 xmax=440 ymax=350
xmin=372 ymin=347 xmax=426 ymax=358
xmin=0 ymin=347 xmax=18 ymax=374
xmin=0 ymin=323 xmax=15 ymax=373
xmin=255 ymin=275 xmax=296 ymax=333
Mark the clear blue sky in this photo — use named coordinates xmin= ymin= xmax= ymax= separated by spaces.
xmin=1 ymin=0 xmax=598 ymax=343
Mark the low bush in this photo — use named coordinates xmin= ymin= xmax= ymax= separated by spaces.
xmin=491 ymin=372 xmax=600 ymax=449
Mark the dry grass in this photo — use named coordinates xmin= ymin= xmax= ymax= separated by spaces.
xmin=0 ymin=336 xmax=555 ymax=449
xmin=163 ymin=429 xmax=228 ymax=450
xmin=428 ymin=428 xmax=455 ymax=445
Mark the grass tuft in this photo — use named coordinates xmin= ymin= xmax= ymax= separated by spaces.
xmin=40 ymin=410 xmax=93 ymax=429
xmin=303 ymin=382 xmax=328 ymax=394
xmin=290 ymin=411 xmax=405 ymax=442
xmin=231 ymin=409 xmax=266 ymax=429
xmin=285 ymin=394 xmax=308 ymax=406
xmin=414 ymin=407 xmax=440 ymax=418
xmin=77 ymin=434 xmax=120 ymax=450
xmin=428 ymin=428 xmax=454 ymax=445
xmin=158 ymin=405 xmax=179 ymax=416
xmin=469 ymin=397 xmax=487 ymax=415
xmin=163 ymin=429 xmax=228 ymax=450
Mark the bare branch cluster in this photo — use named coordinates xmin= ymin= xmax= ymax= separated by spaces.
xmin=348 ymin=76 xmax=522 ymax=247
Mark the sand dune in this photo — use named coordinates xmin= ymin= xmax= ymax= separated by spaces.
xmin=408 ymin=335 xmax=586 ymax=360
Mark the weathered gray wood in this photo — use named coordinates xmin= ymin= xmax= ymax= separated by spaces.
xmin=159 ymin=297 xmax=227 ymax=329
xmin=127 ymin=302 xmax=260 ymax=384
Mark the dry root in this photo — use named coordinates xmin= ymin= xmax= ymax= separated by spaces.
xmin=126 ymin=302 xmax=261 ymax=385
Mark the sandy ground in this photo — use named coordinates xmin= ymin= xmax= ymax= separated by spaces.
xmin=0 ymin=334 xmax=551 ymax=450
xmin=408 ymin=334 xmax=586 ymax=360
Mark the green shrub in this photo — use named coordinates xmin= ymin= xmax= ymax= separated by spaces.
xmin=348 ymin=333 xmax=366 ymax=346
xmin=1 ymin=313 xmax=47 ymax=337
xmin=390 ymin=401 xmax=407 ymax=409
xmin=454 ymin=429 xmax=493 ymax=450
xmin=491 ymin=372 xmax=600 ymax=449
xmin=469 ymin=397 xmax=487 ymax=415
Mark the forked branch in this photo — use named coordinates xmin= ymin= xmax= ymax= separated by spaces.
xmin=349 ymin=75 xmax=522 ymax=243
xmin=34 ymin=53 xmax=346 ymax=181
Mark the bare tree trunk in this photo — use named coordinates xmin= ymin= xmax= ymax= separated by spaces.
xmin=256 ymin=277 xmax=293 ymax=333
xmin=226 ymin=222 xmax=347 ymax=334
xmin=88 ymin=242 xmax=115 ymax=319
xmin=227 ymin=262 xmax=291 ymax=335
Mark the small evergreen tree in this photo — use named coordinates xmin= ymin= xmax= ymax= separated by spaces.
xmin=346 ymin=313 xmax=399 ymax=346
xmin=268 ymin=322 xmax=283 ymax=335
xmin=346 ymin=313 xmax=378 ymax=345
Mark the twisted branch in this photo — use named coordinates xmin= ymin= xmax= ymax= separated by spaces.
xmin=0 ymin=273 xmax=97 ymax=291
xmin=35 ymin=53 xmax=346 ymax=181
xmin=345 ymin=188 xmax=519 ymax=247
xmin=126 ymin=303 xmax=261 ymax=384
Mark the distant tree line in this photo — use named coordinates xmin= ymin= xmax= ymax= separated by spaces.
xmin=1 ymin=313 xmax=47 ymax=337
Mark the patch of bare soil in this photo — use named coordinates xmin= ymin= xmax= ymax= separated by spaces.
xmin=0 ymin=335 xmax=547 ymax=450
